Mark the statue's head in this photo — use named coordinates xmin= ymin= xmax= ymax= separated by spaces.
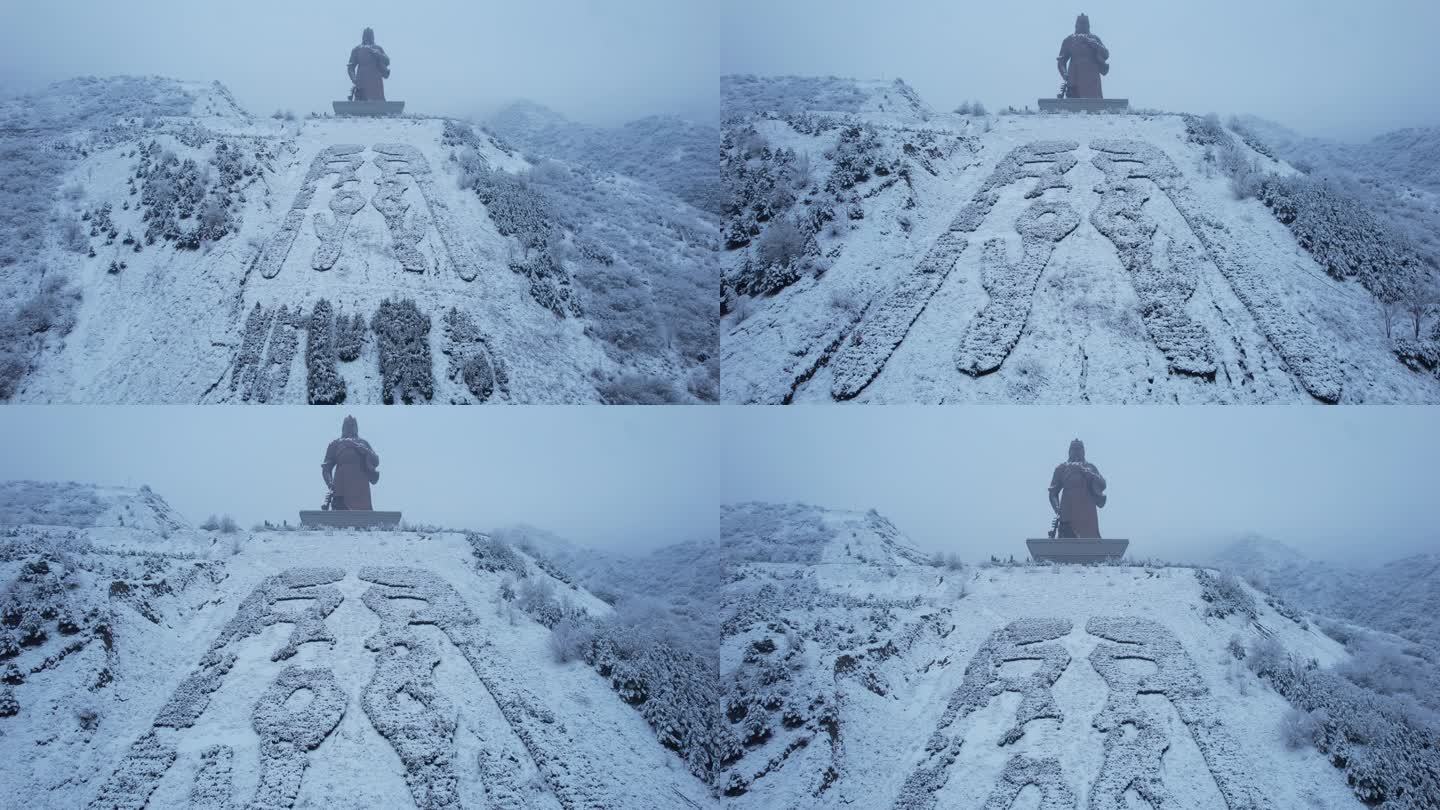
xmin=342 ymin=415 xmax=359 ymax=439
xmin=1068 ymin=438 xmax=1086 ymax=463
xmin=1075 ymin=13 xmax=1090 ymax=34
xmin=362 ymin=27 xmax=375 ymax=46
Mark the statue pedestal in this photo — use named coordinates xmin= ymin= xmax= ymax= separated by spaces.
xmin=299 ymin=510 xmax=403 ymax=529
xmin=332 ymin=100 xmax=406 ymax=117
xmin=1026 ymin=537 xmax=1129 ymax=563
xmin=1037 ymin=98 xmax=1130 ymax=113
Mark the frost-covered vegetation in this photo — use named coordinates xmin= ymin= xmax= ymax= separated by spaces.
xmin=486 ymin=101 xmax=721 ymax=214
xmin=1245 ymin=631 xmax=1440 ymax=808
xmin=473 ymin=527 xmax=724 ymax=785
xmin=371 ymin=298 xmax=434 ymax=404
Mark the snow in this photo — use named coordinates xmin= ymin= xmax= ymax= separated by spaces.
xmin=0 ymin=483 xmax=709 ymax=808
xmin=720 ymin=502 xmax=1361 ymax=809
xmin=722 ymin=81 xmax=1440 ymax=404
xmin=3 ymin=76 xmax=716 ymax=404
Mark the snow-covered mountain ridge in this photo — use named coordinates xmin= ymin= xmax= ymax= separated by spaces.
xmin=1 ymin=76 xmax=717 ymax=404
xmin=719 ymin=502 xmax=1438 ymax=809
xmin=721 ymin=76 xmax=1440 ymax=404
xmin=0 ymin=482 xmax=711 ymax=808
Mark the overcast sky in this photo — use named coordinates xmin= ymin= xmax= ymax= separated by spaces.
xmin=0 ymin=0 xmax=718 ymax=126
xmin=0 ymin=406 xmax=717 ymax=553
xmin=721 ymin=0 xmax=1440 ymax=140
xmin=719 ymin=406 xmax=1439 ymax=566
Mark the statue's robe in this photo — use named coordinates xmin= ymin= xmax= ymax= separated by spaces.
xmin=348 ymin=44 xmax=390 ymax=101
xmin=1057 ymin=34 xmax=1108 ymax=98
xmin=323 ymin=437 xmax=378 ymax=510
xmin=1049 ymin=461 xmax=1107 ymax=538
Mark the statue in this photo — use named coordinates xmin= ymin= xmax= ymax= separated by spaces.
xmin=1056 ymin=13 xmax=1109 ymax=99
xmin=347 ymin=27 xmax=391 ymax=102
xmin=321 ymin=415 xmax=380 ymax=510
xmin=1047 ymin=438 xmax=1107 ymax=538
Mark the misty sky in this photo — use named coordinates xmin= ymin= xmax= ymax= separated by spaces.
xmin=721 ymin=0 xmax=1440 ymax=140
xmin=0 ymin=406 xmax=717 ymax=553
xmin=0 ymin=0 xmax=718 ymax=126
xmin=719 ymin=406 xmax=1440 ymax=566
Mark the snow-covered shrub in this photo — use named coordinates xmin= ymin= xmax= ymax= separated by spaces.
xmin=441 ymin=307 xmax=506 ymax=403
xmin=597 ymin=373 xmax=686 ymax=404
xmin=304 ymin=299 xmax=345 ymax=405
xmin=514 ymin=577 xmax=564 ymax=628
xmin=548 ymin=617 xmax=593 ymax=663
xmin=334 ymin=310 xmax=365 ymax=362
xmin=466 ymin=533 xmax=528 ymax=579
xmin=1195 ymin=568 xmax=1258 ymax=620
xmin=0 ymin=276 xmax=82 ymax=399
xmin=1259 ymin=172 xmax=1428 ymax=301
xmin=953 ymin=100 xmax=988 ymax=116
xmin=1250 ymin=637 xmax=1440 ymax=808
xmin=1279 ymin=705 xmax=1328 ymax=751
xmin=370 ymin=298 xmax=433 ymax=404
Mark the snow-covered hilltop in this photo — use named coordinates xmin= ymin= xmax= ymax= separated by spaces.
xmin=720 ymin=76 xmax=1440 ymax=404
xmin=0 ymin=76 xmax=717 ymax=404
xmin=719 ymin=502 xmax=1439 ymax=809
xmin=0 ymin=481 xmax=712 ymax=808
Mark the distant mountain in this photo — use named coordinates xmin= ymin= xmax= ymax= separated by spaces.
xmin=721 ymin=75 xmax=934 ymax=124
xmin=0 ymin=480 xmax=189 ymax=533
xmin=1212 ymin=535 xmax=1440 ymax=652
xmin=486 ymin=99 xmax=721 ymax=214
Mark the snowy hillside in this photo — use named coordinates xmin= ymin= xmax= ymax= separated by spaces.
xmin=721 ymin=76 xmax=1440 ymax=404
xmin=0 ymin=480 xmax=189 ymax=533
xmin=0 ymin=483 xmax=711 ymax=808
xmin=1 ymin=76 xmax=717 ymax=404
xmin=720 ymin=503 xmax=1439 ymax=809
xmin=1213 ymin=535 xmax=1440 ymax=654
xmin=486 ymin=100 xmax=722 ymax=214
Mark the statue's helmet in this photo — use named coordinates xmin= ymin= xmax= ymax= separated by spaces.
xmin=342 ymin=415 xmax=359 ymax=438
xmin=1075 ymin=13 xmax=1090 ymax=34
xmin=362 ymin=27 xmax=375 ymax=45
xmin=1068 ymin=438 xmax=1086 ymax=462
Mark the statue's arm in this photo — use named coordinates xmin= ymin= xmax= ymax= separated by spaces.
xmin=321 ymin=442 xmax=337 ymax=489
xmin=347 ymin=48 xmax=359 ymax=82
xmin=1057 ymin=39 xmax=1071 ymax=77
xmin=1048 ymin=466 xmax=1063 ymax=513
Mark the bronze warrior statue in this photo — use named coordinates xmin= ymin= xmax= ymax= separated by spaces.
xmin=1056 ymin=13 xmax=1109 ymax=99
xmin=347 ymin=27 xmax=391 ymax=102
xmin=1048 ymin=438 xmax=1107 ymax=538
xmin=322 ymin=415 xmax=380 ymax=510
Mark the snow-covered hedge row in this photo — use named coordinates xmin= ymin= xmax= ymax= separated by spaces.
xmin=830 ymin=141 xmax=1078 ymax=400
xmin=441 ymin=307 xmax=506 ymax=403
xmin=305 ymin=299 xmax=345 ymax=405
xmin=1087 ymin=616 xmax=1260 ymax=807
xmin=1247 ymin=636 xmax=1440 ymax=808
xmin=955 ymin=198 xmax=1081 ymax=376
xmin=1258 ymin=173 xmax=1429 ymax=302
xmin=894 ymin=617 xmax=1073 ymax=808
xmin=1093 ymin=139 xmax=1345 ymax=402
xmin=1090 ymin=156 xmax=1218 ymax=378
xmin=371 ymin=298 xmax=434 ymax=404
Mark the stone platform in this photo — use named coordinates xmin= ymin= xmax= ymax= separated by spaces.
xmin=1026 ymin=538 xmax=1129 ymax=563
xmin=332 ymin=100 xmax=406 ymax=117
xmin=299 ymin=510 xmax=402 ymax=529
xmin=1037 ymin=98 xmax=1130 ymax=113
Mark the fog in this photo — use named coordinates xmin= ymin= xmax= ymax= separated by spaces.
xmin=0 ymin=0 xmax=718 ymax=125
xmin=719 ymin=406 xmax=1439 ymax=566
xmin=0 ymin=406 xmax=718 ymax=553
xmin=720 ymin=0 xmax=1440 ymax=140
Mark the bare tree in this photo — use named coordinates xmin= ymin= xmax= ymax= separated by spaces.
xmin=1401 ymin=275 xmax=1438 ymax=340
xmin=1380 ymin=296 xmax=1403 ymax=340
